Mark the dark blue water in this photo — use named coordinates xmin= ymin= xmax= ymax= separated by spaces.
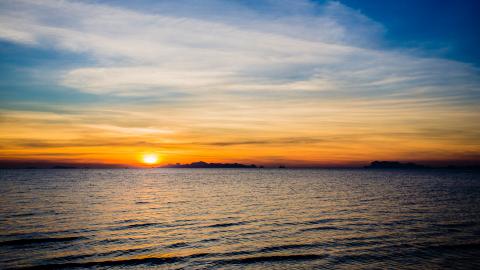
xmin=1 ymin=169 xmax=479 ymax=269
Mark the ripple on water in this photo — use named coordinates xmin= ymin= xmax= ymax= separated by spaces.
xmin=0 ymin=169 xmax=479 ymax=269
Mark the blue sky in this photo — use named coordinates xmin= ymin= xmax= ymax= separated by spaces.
xmin=339 ymin=0 xmax=480 ymax=65
xmin=0 ymin=0 xmax=479 ymax=165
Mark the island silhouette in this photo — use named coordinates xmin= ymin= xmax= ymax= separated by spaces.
xmin=160 ymin=161 xmax=258 ymax=168
xmin=364 ymin=161 xmax=427 ymax=169
xmin=1 ymin=160 xmax=478 ymax=170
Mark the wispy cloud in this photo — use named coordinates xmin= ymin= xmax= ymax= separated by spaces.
xmin=0 ymin=0 xmax=477 ymax=99
xmin=0 ymin=0 xmax=479 ymax=165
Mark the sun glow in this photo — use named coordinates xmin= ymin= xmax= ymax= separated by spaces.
xmin=142 ymin=154 xmax=159 ymax=165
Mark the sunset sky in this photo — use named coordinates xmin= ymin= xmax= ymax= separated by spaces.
xmin=1 ymin=0 xmax=479 ymax=167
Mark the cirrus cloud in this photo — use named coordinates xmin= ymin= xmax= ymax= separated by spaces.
xmin=0 ymin=0 xmax=476 ymax=100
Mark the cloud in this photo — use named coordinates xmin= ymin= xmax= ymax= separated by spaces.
xmin=0 ymin=0 xmax=476 ymax=100
xmin=0 ymin=0 xmax=479 ymax=165
xmin=82 ymin=124 xmax=173 ymax=135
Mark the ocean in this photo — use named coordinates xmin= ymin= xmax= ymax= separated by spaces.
xmin=1 ymin=169 xmax=479 ymax=269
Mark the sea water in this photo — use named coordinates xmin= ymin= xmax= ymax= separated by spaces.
xmin=1 ymin=169 xmax=479 ymax=269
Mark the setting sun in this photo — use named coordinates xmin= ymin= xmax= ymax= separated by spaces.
xmin=142 ymin=154 xmax=159 ymax=165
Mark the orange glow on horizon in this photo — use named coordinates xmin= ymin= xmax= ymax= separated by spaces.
xmin=0 ymin=105 xmax=479 ymax=168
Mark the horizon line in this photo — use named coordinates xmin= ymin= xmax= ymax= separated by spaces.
xmin=1 ymin=159 xmax=479 ymax=169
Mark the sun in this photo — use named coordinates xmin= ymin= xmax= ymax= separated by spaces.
xmin=142 ymin=153 xmax=159 ymax=165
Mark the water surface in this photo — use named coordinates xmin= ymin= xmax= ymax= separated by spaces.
xmin=1 ymin=169 xmax=479 ymax=269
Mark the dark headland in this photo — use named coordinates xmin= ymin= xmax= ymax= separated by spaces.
xmin=364 ymin=161 xmax=427 ymax=169
xmin=364 ymin=161 xmax=479 ymax=170
xmin=160 ymin=161 xmax=258 ymax=168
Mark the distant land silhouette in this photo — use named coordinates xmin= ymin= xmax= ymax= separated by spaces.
xmin=161 ymin=161 xmax=258 ymax=168
xmin=365 ymin=161 xmax=428 ymax=169
xmin=0 ymin=160 xmax=478 ymax=170
xmin=364 ymin=161 xmax=480 ymax=170
xmin=51 ymin=165 xmax=79 ymax=169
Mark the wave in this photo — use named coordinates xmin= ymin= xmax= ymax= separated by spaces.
xmin=216 ymin=254 xmax=329 ymax=264
xmin=330 ymin=242 xmax=480 ymax=266
xmin=7 ymin=256 xmax=182 ymax=270
xmin=206 ymin=221 xmax=249 ymax=228
xmin=0 ymin=236 xmax=85 ymax=247
xmin=111 ymin=222 xmax=160 ymax=230
xmin=178 ymin=243 xmax=328 ymax=259
xmin=257 ymin=243 xmax=323 ymax=253
xmin=434 ymin=221 xmax=477 ymax=229
xmin=164 ymin=242 xmax=189 ymax=248
xmin=300 ymin=226 xmax=350 ymax=232
xmin=303 ymin=218 xmax=340 ymax=225
xmin=423 ymin=242 xmax=480 ymax=252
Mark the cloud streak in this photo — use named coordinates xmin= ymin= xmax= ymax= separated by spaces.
xmin=0 ymin=0 xmax=479 ymax=165
xmin=0 ymin=0 xmax=477 ymax=99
